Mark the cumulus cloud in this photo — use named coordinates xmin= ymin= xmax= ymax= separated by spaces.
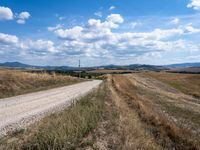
xmin=0 ymin=33 xmax=18 ymax=44
xmin=107 ymin=14 xmax=124 ymax=24
xmin=0 ymin=7 xmax=30 ymax=24
xmin=0 ymin=33 xmax=20 ymax=57
xmin=17 ymin=19 xmax=26 ymax=24
xmin=54 ymin=14 xmax=124 ymax=40
xmin=17 ymin=11 xmax=31 ymax=24
xmin=2 ymin=13 xmax=200 ymax=65
xmin=185 ymin=24 xmax=200 ymax=33
xmin=18 ymin=12 xmax=30 ymax=19
xmin=0 ymin=32 xmax=56 ymax=58
xmin=109 ymin=6 xmax=116 ymax=11
xmin=187 ymin=0 xmax=200 ymax=10
xmin=24 ymin=39 xmax=56 ymax=53
xmin=0 ymin=6 xmax=13 ymax=20
xmin=55 ymin=26 xmax=83 ymax=40
xmin=47 ymin=14 xmax=200 ymax=60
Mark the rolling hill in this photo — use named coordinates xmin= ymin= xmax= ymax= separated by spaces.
xmin=0 ymin=62 xmax=200 ymax=72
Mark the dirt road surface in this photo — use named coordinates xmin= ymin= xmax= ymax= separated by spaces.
xmin=0 ymin=80 xmax=102 ymax=136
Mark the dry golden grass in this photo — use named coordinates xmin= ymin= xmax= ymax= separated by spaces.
xmin=111 ymin=74 xmax=200 ymax=149
xmin=1 ymin=72 xmax=199 ymax=150
xmin=0 ymin=69 xmax=82 ymax=98
xmin=108 ymin=75 xmax=162 ymax=150
xmin=145 ymin=72 xmax=200 ymax=98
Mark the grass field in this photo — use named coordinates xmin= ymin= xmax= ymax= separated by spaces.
xmin=1 ymin=71 xmax=200 ymax=150
xmin=111 ymin=73 xmax=200 ymax=149
xmin=145 ymin=71 xmax=200 ymax=98
xmin=0 ymin=69 xmax=82 ymax=98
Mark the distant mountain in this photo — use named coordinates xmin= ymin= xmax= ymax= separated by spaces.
xmin=0 ymin=62 xmax=32 ymax=68
xmin=0 ymin=61 xmax=200 ymax=71
xmin=95 ymin=64 xmax=166 ymax=71
xmin=0 ymin=62 xmax=74 ymax=70
xmin=166 ymin=62 xmax=200 ymax=68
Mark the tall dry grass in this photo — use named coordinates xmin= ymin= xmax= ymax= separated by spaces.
xmin=0 ymin=69 xmax=81 ymax=98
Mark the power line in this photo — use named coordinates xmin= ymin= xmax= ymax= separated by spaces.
xmin=79 ymin=59 xmax=81 ymax=78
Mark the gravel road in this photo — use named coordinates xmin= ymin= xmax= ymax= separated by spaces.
xmin=0 ymin=80 xmax=102 ymax=137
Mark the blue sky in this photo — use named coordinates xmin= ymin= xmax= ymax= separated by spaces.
xmin=0 ymin=0 xmax=200 ymax=66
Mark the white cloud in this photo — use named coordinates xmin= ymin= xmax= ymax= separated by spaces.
xmin=0 ymin=33 xmax=18 ymax=44
xmin=25 ymin=39 xmax=56 ymax=53
xmin=0 ymin=7 xmax=30 ymax=24
xmin=109 ymin=6 xmax=116 ymax=11
xmin=107 ymin=14 xmax=124 ymax=24
xmin=187 ymin=0 xmax=200 ymax=10
xmin=47 ymin=14 xmax=200 ymax=60
xmin=0 ymin=33 xmax=20 ymax=57
xmin=17 ymin=19 xmax=25 ymax=24
xmin=185 ymin=24 xmax=200 ymax=33
xmin=0 ymin=32 xmax=56 ymax=57
xmin=171 ymin=18 xmax=180 ymax=24
xmin=55 ymin=26 xmax=83 ymax=40
xmin=94 ymin=11 xmax=102 ymax=17
xmin=2 ymin=13 xmax=200 ymax=66
xmin=0 ymin=6 xmax=13 ymax=20
xmin=54 ymin=14 xmax=124 ymax=40
xmin=17 ymin=11 xmax=30 ymax=24
xmin=148 ymin=28 xmax=184 ymax=39
xmin=18 ymin=12 xmax=30 ymax=19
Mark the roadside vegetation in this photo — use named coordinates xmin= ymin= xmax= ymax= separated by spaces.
xmin=0 ymin=82 xmax=108 ymax=150
xmin=29 ymin=70 xmax=104 ymax=79
xmin=0 ymin=69 xmax=82 ymax=98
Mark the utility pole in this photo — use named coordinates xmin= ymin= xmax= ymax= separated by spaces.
xmin=79 ymin=59 xmax=81 ymax=78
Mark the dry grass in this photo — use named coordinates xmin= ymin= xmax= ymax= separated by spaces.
xmin=0 ymin=76 xmax=163 ymax=150
xmin=108 ymin=75 xmax=161 ymax=150
xmin=0 ymin=69 xmax=82 ymax=98
xmin=1 ymin=72 xmax=199 ymax=149
xmin=111 ymin=74 xmax=200 ymax=149
xmin=145 ymin=72 xmax=200 ymax=98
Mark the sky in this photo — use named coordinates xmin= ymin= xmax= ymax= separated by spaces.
xmin=0 ymin=0 xmax=200 ymax=67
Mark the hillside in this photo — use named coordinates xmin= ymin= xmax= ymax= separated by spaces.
xmin=0 ymin=69 xmax=81 ymax=98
